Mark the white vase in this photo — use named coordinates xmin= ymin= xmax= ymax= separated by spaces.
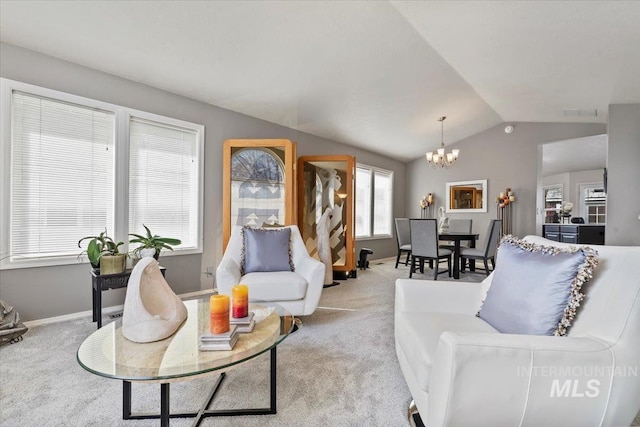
xmin=139 ymin=248 xmax=156 ymax=258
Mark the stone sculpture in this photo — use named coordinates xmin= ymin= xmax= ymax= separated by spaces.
xmin=122 ymin=257 xmax=187 ymax=343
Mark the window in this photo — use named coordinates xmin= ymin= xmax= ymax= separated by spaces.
xmin=229 ymin=148 xmax=285 ymax=227
xmin=355 ymin=164 xmax=393 ymax=239
xmin=355 ymin=167 xmax=371 ymax=237
xmin=373 ymin=171 xmax=392 ymax=235
xmin=1 ymin=79 xmax=204 ymax=269
xmin=583 ymin=186 xmax=606 ymax=224
xmin=129 ymin=117 xmax=201 ymax=250
xmin=543 ymin=185 xmax=563 ymax=223
xmin=7 ymin=91 xmax=115 ymax=262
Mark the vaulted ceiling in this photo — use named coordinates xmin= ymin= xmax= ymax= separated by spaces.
xmin=1 ymin=1 xmax=639 ymax=161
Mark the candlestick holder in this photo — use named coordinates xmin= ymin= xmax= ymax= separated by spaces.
xmin=496 ymin=187 xmax=515 ymax=237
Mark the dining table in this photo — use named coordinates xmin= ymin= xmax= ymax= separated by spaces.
xmin=438 ymin=232 xmax=479 ymax=279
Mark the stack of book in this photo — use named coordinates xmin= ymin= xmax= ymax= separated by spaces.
xmin=230 ymin=311 xmax=255 ymax=333
xmin=199 ymin=325 xmax=238 ymax=351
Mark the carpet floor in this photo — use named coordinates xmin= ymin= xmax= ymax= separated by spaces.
xmin=1 ymin=258 xmax=638 ymax=426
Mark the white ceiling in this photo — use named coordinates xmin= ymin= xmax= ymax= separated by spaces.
xmin=1 ymin=1 xmax=639 ymax=162
xmin=542 ymin=134 xmax=607 ymax=177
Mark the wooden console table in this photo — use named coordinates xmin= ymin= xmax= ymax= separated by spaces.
xmin=91 ymin=266 xmax=166 ymax=329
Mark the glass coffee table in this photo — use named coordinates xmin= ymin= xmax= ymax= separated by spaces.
xmin=77 ymin=298 xmax=294 ymax=426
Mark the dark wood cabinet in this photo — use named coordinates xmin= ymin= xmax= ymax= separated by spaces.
xmin=543 ymin=224 xmax=605 ymax=245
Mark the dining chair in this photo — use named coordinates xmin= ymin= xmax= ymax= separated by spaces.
xmin=394 ymin=218 xmax=412 ymax=268
xmin=460 ymin=219 xmax=502 ymax=276
xmin=409 ymin=219 xmax=452 ymax=280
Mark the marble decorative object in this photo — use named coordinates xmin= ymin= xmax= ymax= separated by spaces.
xmin=316 ymin=207 xmax=333 ymax=285
xmin=438 ymin=206 xmax=449 ymax=233
xmin=122 ymin=257 xmax=187 ymax=343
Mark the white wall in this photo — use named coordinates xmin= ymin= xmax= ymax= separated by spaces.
xmin=0 ymin=43 xmax=406 ymax=321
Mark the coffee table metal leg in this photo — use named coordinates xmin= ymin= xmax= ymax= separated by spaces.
xmin=123 ymin=381 xmax=132 ymax=419
xmin=270 ymin=345 xmax=277 ymax=413
xmin=191 ymin=373 xmax=225 ymax=427
xmin=160 ymin=383 xmax=170 ymax=427
xmin=121 ymin=347 xmax=278 ymax=425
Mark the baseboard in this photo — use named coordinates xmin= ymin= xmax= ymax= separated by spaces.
xmin=23 ymin=289 xmax=214 ymax=328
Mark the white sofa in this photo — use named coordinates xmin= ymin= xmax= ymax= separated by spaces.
xmin=216 ymin=225 xmax=325 ymax=316
xmin=395 ymin=235 xmax=640 ymax=427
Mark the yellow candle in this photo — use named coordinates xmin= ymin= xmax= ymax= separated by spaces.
xmin=210 ymin=295 xmax=229 ymax=334
xmin=232 ymin=284 xmax=249 ymax=318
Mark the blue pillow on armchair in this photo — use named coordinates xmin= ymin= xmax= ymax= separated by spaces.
xmin=241 ymin=227 xmax=294 ymax=274
xmin=478 ymin=235 xmax=598 ymax=336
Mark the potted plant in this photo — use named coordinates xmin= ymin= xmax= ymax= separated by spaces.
xmin=78 ymin=230 xmax=110 ymax=271
xmin=129 ymin=224 xmax=181 ymax=260
xmin=78 ymin=230 xmax=126 ymax=275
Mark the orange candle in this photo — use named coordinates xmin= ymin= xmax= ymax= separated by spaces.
xmin=232 ymin=284 xmax=249 ymax=318
xmin=210 ymin=295 xmax=230 ymax=334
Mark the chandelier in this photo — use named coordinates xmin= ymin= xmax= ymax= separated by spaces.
xmin=425 ymin=116 xmax=459 ymax=168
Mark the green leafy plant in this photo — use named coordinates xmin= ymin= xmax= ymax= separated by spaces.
xmin=129 ymin=224 xmax=181 ymax=259
xmin=78 ymin=230 xmax=124 ymax=269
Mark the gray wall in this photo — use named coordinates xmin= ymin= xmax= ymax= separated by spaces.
xmin=0 ymin=43 xmax=406 ymax=321
xmin=606 ymin=104 xmax=640 ymax=245
xmin=406 ymin=122 xmax=606 ymax=249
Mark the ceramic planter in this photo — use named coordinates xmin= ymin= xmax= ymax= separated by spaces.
xmin=139 ymin=248 xmax=157 ymax=259
xmin=100 ymin=254 xmax=126 ymax=275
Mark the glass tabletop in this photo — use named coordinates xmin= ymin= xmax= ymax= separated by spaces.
xmin=77 ymin=298 xmax=294 ymax=382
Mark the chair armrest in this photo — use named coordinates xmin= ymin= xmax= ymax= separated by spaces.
xmin=427 ymin=332 xmax=615 ymax=427
xmin=215 ymin=257 xmax=241 ymax=295
xmin=294 ymin=254 xmax=325 ymax=315
xmin=395 ymin=279 xmax=484 ymax=315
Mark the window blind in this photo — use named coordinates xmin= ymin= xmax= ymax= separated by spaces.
xmin=129 ymin=117 xmax=198 ymax=250
xmin=584 ymin=188 xmax=606 ymax=205
xmin=10 ymin=91 xmax=115 ymax=260
xmin=355 ymin=167 xmax=371 ymax=238
xmin=373 ymin=170 xmax=392 ymax=235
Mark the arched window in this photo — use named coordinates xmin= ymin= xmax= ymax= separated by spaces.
xmin=230 ymin=148 xmax=286 ymax=227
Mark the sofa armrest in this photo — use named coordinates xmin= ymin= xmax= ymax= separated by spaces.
xmin=215 ymin=257 xmax=241 ymax=295
xmin=426 ymin=332 xmax=615 ymax=427
xmin=395 ymin=279 xmax=484 ymax=315
xmin=294 ymin=254 xmax=325 ymax=315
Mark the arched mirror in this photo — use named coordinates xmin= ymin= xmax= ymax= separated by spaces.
xmin=223 ymin=139 xmax=296 ymax=249
xmin=297 ymin=155 xmax=356 ymax=275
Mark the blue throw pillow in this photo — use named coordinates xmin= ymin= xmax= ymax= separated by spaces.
xmin=478 ymin=236 xmax=598 ymax=336
xmin=241 ymin=227 xmax=294 ymax=274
